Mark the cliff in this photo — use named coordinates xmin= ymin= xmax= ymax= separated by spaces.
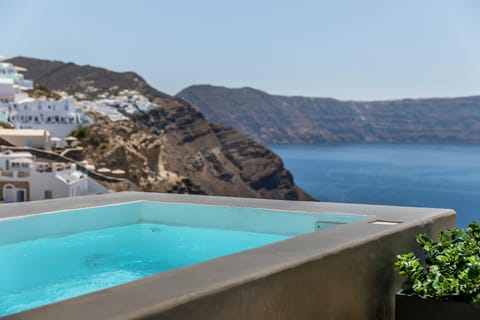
xmin=177 ymin=85 xmax=480 ymax=143
xmin=6 ymin=57 xmax=310 ymax=200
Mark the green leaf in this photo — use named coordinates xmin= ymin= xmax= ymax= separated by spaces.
xmin=395 ymin=221 xmax=480 ymax=305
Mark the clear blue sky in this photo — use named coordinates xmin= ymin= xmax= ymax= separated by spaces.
xmin=1 ymin=0 xmax=479 ymax=100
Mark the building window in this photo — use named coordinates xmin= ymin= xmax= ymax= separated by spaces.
xmin=44 ymin=190 xmax=52 ymax=199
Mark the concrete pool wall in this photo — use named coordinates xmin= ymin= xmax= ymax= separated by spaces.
xmin=0 ymin=192 xmax=455 ymax=320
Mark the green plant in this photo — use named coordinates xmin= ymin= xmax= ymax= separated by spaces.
xmin=0 ymin=121 xmax=14 ymax=128
xmin=395 ymin=221 xmax=480 ymax=307
xmin=71 ymin=125 xmax=87 ymax=139
xmin=28 ymin=84 xmax=61 ymax=100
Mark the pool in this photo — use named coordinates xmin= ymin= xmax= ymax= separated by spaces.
xmin=0 ymin=201 xmax=370 ymax=316
xmin=0 ymin=192 xmax=455 ymax=320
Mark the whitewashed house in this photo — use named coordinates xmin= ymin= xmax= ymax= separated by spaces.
xmin=6 ymin=97 xmax=88 ymax=140
xmin=0 ymin=150 xmax=89 ymax=202
xmin=0 ymin=59 xmax=91 ymax=146
xmin=0 ymin=62 xmax=33 ymax=90
xmin=0 ymin=128 xmax=52 ymax=149
xmin=0 ymin=79 xmax=15 ymax=103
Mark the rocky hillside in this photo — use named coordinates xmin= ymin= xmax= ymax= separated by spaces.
xmin=177 ymin=85 xmax=480 ymax=143
xmin=9 ymin=56 xmax=177 ymax=108
xmin=7 ymin=57 xmax=310 ymax=201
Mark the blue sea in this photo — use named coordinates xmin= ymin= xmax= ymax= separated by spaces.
xmin=271 ymin=143 xmax=480 ymax=228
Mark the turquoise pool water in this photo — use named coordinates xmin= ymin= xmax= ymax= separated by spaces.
xmin=0 ymin=223 xmax=290 ymax=316
xmin=0 ymin=201 xmax=371 ymax=316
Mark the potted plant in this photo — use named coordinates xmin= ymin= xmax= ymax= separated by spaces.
xmin=394 ymin=221 xmax=480 ymax=319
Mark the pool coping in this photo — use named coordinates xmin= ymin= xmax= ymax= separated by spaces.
xmin=0 ymin=192 xmax=456 ymax=319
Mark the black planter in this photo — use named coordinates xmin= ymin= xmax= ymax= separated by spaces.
xmin=395 ymin=291 xmax=480 ymax=320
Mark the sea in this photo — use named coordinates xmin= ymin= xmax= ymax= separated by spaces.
xmin=270 ymin=143 xmax=480 ymax=228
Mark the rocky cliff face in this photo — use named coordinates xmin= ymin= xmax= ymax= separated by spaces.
xmin=7 ymin=57 xmax=311 ymax=200
xmin=177 ymin=85 xmax=480 ymax=143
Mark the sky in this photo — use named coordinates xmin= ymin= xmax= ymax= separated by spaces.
xmin=1 ymin=0 xmax=480 ymax=100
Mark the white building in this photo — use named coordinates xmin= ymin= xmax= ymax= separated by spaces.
xmin=0 ymin=79 xmax=15 ymax=103
xmin=0 ymin=59 xmax=91 ymax=146
xmin=0 ymin=128 xmax=52 ymax=149
xmin=80 ymin=89 xmax=159 ymax=122
xmin=6 ymin=97 xmax=88 ymax=140
xmin=0 ymin=62 xmax=33 ymax=90
xmin=0 ymin=150 xmax=89 ymax=202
